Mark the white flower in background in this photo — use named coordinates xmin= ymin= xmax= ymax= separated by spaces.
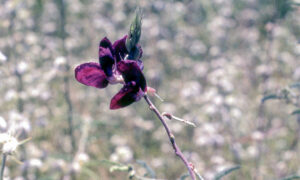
xmin=110 ymin=145 xmax=133 ymax=163
xmin=0 ymin=51 xmax=7 ymax=62
xmin=71 ymin=161 xmax=81 ymax=172
xmin=71 ymin=152 xmax=89 ymax=173
xmin=54 ymin=56 xmax=66 ymax=67
xmin=17 ymin=61 xmax=28 ymax=74
xmin=76 ymin=152 xmax=89 ymax=164
xmin=0 ymin=133 xmax=19 ymax=155
xmin=251 ymin=131 xmax=264 ymax=141
xmin=0 ymin=116 xmax=7 ymax=130
xmin=0 ymin=134 xmax=11 ymax=144
xmin=4 ymin=90 xmax=17 ymax=101
xmin=8 ymin=111 xmax=31 ymax=134
xmin=29 ymin=158 xmax=42 ymax=168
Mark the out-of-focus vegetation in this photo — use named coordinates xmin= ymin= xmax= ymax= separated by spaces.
xmin=0 ymin=0 xmax=300 ymax=179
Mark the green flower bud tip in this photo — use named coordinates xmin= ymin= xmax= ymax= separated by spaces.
xmin=126 ymin=8 xmax=142 ymax=52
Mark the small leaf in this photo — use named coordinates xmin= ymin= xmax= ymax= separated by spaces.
xmin=261 ymin=94 xmax=279 ymax=103
xmin=109 ymin=165 xmax=130 ymax=172
xmin=279 ymin=175 xmax=300 ymax=180
xmin=214 ymin=165 xmax=240 ymax=180
xmin=291 ymin=109 xmax=300 ymax=115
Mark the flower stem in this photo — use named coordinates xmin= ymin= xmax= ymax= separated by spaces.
xmin=143 ymin=95 xmax=197 ymax=180
xmin=0 ymin=154 xmax=7 ymax=180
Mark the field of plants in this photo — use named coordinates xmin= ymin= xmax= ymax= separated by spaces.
xmin=0 ymin=0 xmax=300 ymax=179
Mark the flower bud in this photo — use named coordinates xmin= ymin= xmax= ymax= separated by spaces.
xmin=126 ymin=8 xmax=142 ymax=52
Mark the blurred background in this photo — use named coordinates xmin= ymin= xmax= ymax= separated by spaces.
xmin=0 ymin=0 xmax=300 ymax=179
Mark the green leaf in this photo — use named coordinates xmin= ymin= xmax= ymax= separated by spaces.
xmin=109 ymin=165 xmax=132 ymax=173
xmin=261 ymin=94 xmax=279 ymax=103
xmin=214 ymin=165 xmax=240 ymax=180
xmin=291 ymin=109 xmax=300 ymax=115
xmin=279 ymin=175 xmax=300 ymax=180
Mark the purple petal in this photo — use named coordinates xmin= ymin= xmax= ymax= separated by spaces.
xmin=99 ymin=37 xmax=113 ymax=49
xmin=117 ymin=60 xmax=147 ymax=92
xmin=110 ymin=86 xmax=137 ymax=110
xmin=113 ymin=35 xmax=128 ymax=62
xmin=99 ymin=47 xmax=114 ymax=77
xmin=75 ymin=62 xmax=108 ymax=88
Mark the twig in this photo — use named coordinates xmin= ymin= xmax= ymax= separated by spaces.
xmin=162 ymin=112 xmax=196 ymax=127
xmin=0 ymin=154 xmax=7 ymax=180
xmin=143 ymin=95 xmax=197 ymax=180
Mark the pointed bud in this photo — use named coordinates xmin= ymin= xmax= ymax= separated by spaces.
xmin=162 ymin=112 xmax=172 ymax=120
xmin=126 ymin=8 xmax=142 ymax=53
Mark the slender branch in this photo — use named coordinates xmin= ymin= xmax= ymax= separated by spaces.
xmin=0 ymin=154 xmax=7 ymax=180
xmin=143 ymin=95 xmax=196 ymax=180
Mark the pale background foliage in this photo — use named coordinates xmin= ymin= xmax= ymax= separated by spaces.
xmin=0 ymin=0 xmax=300 ymax=179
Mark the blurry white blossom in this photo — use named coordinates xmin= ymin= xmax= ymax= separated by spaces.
xmin=71 ymin=152 xmax=89 ymax=172
xmin=0 ymin=116 xmax=7 ymax=130
xmin=29 ymin=158 xmax=43 ymax=168
xmin=0 ymin=133 xmax=19 ymax=155
xmin=110 ymin=145 xmax=133 ymax=163
xmin=17 ymin=61 xmax=28 ymax=74
xmin=0 ymin=51 xmax=7 ymax=62
xmin=71 ymin=161 xmax=81 ymax=172
xmin=251 ymin=131 xmax=264 ymax=141
xmin=76 ymin=152 xmax=89 ymax=163
xmin=246 ymin=146 xmax=258 ymax=158
xmin=8 ymin=111 xmax=31 ymax=133
xmin=54 ymin=56 xmax=67 ymax=67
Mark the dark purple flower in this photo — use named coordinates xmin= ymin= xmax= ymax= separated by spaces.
xmin=75 ymin=36 xmax=146 ymax=110
xmin=110 ymin=60 xmax=147 ymax=110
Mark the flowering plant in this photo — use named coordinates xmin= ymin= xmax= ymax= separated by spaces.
xmin=75 ymin=35 xmax=146 ymax=109
xmin=74 ymin=10 xmax=199 ymax=180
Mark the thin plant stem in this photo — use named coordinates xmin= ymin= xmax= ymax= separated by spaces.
xmin=0 ymin=154 xmax=7 ymax=180
xmin=143 ymin=95 xmax=197 ymax=180
xmin=55 ymin=0 xmax=76 ymax=154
